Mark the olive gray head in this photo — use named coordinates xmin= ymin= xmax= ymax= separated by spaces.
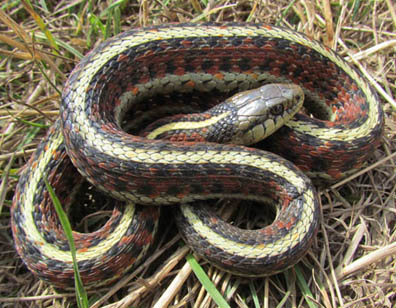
xmin=226 ymin=83 xmax=304 ymax=145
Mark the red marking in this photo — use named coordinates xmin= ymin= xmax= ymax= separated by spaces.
xmin=243 ymin=37 xmax=253 ymax=44
xmin=283 ymin=197 xmax=291 ymax=207
xmin=249 ymin=72 xmax=258 ymax=80
xmin=148 ymin=191 xmax=160 ymax=199
xmin=263 ymin=25 xmax=272 ymax=30
xmin=210 ymin=217 xmax=218 ymax=224
xmin=324 ymin=141 xmax=333 ymax=148
xmin=276 ymin=221 xmax=285 ymax=229
xmin=271 ymin=67 xmax=281 ymax=77
xmin=260 ymin=227 xmax=274 ymax=236
xmin=181 ymin=40 xmax=193 ymax=48
xmin=177 ymin=192 xmax=187 ymax=199
xmin=137 ymin=230 xmax=154 ymax=246
xmin=119 ymin=235 xmax=132 ymax=245
xmin=328 ymin=168 xmax=342 ymax=179
xmin=117 ymin=53 xmax=129 ymax=62
xmin=143 ymin=49 xmax=155 ymax=58
xmin=174 ymin=67 xmax=185 ymax=76
xmin=285 ymin=217 xmax=296 ymax=230
xmin=185 ymin=80 xmax=195 ymax=88
xmin=149 ymin=167 xmax=157 ymax=174
xmin=130 ymin=86 xmax=139 ymax=95
xmin=263 ymin=44 xmax=273 ymax=50
xmin=139 ymin=75 xmax=150 ymax=84
xmin=223 ymin=259 xmax=234 ymax=266
xmin=214 ymin=73 xmax=224 ymax=80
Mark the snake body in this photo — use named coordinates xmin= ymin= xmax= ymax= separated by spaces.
xmin=12 ymin=23 xmax=384 ymax=288
xmin=11 ymin=120 xmax=160 ymax=288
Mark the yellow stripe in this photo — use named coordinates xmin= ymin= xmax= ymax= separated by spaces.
xmin=146 ymin=112 xmax=230 ymax=140
xmin=23 ymin=131 xmax=135 ymax=262
xmin=180 ymin=189 xmax=316 ymax=258
xmin=70 ymin=25 xmax=380 ymax=147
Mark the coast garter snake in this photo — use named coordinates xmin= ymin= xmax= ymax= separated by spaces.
xmin=11 ymin=23 xmax=384 ymax=288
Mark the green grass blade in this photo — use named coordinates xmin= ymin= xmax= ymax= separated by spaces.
xmin=14 ymin=117 xmax=49 ymax=128
xmin=295 ymin=265 xmax=317 ymax=308
xmin=104 ymin=8 xmax=112 ymax=40
xmin=276 ymin=0 xmax=298 ymax=26
xmin=23 ymin=0 xmax=59 ymax=52
xmin=44 ymin=178 xmax=89 ymax=308
xmin=99 ymin=0 xmax=126 ymax=18
xmin=248 ymin=280 xmax=260 ymax=308
xmin=33 ymin=32 xmax=83 ymax=59
xmin=89 ymin=13 xmax=106 ymax=37
xmin=186 ymin=254 xmax=231 ymax=308
xmin=275 ymin=290 xmax=291 ymax=308
xmin=113 ymin=6 xmax=121 ymax=35
xmin=17 ymin=126 xmax=42 ymax=150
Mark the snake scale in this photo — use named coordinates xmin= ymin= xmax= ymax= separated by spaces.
xmin=12 ymin=23 xmax=384 ymax=288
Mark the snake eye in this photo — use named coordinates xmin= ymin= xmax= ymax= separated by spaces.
xmin=270 ymin=104 xmax=284 ymax=116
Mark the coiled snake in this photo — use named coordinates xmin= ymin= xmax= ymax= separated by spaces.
xmin=12 ymin=23 xmax=384 ymax=288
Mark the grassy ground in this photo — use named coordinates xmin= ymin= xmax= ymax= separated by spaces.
xmin=0 ymin=1 xmax=395 ymax=307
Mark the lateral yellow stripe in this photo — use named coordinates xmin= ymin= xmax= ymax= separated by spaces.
xmin=146 ymin=112 xmax=230 ymax=140
xmin=180 ymin=188 xmax=316 ymax=259
xmin=69 ymin=25 xmax=380 ymax=147
xmin=23 ymin=130 xmax=134 ymax=262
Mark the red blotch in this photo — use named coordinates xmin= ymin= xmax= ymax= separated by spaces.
xmin=328 ymin=168 xmax=342 ymax=179
xmin=214 ymin=72 xmax=224 ymax=80
xmin=276 ymin=221 xmax=285 ymax=229
xmin=210 ymin=217 xmax=218 ymax=224
xmin=181 ymin=40 xmax=193 ymax=48
xmin=117 ymin=53 xmax=129 ymax=62
xmin=185 ymin=80 xmax=195 ymax=88
xmin=174 ymin=67 xmax=185 ymax=76
xmin=285 ymin=217 xmax=296 ymax=230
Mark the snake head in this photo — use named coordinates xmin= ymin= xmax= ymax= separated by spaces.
xmin=229 ymin=83 xmax=304 ymax=145
xmin=142 ymin=83 xmax=304 ymax=145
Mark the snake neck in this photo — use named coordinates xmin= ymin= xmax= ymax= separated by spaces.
xmin=141 ymin=105 xmax=238 ymax=143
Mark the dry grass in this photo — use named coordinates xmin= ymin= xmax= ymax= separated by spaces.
xmin=0 ymin=1 xmax=395 ymax=307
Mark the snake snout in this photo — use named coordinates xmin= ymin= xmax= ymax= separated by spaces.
xmin=235 ymin=83 xmax=304 ymax=118
xmin=266 ymin=83 xmax=304 ymax=115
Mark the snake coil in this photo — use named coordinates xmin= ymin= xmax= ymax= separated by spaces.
xmin=12 ymin=23 xmax=383 ymax=288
